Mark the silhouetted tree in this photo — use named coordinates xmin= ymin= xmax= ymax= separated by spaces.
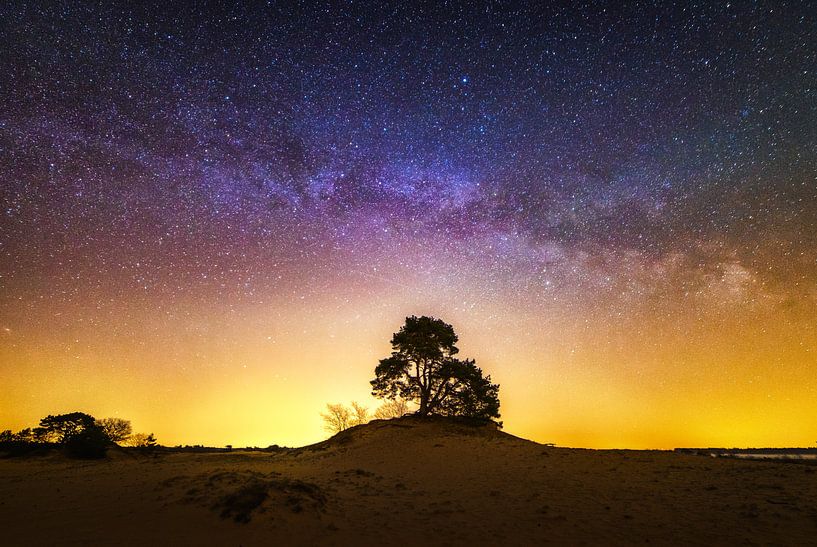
xmin=65 ymin=426 xmax=110 ymax=459
xmin=371 ymin=316 xmax=500 ymax=421
xmin=127 ymin=433 xmax=158 ymax=448
xmin=320 ymin=402 xmax=370 ymax=434
xmin=320 ymin=403 xmax=352 ymax=434
xmin=97 ymin=417 xmax=132 ymax=444
xmin=350 ymin=402 xmax=369 ymax=426
xmin=373 ymin=398 xmax=411 ymax=420
xmin=38 ymin=412 xmax=96 ymax=443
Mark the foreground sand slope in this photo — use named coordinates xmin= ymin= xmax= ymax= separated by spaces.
xmin=2 ymin=417 xmax=816 ymax=546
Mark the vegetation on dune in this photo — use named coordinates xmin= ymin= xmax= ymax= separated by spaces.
xmin=319 ymin=316 xmax=500 ymax=436
xmin=127 ymin=432 xmax=158 ymax=448
xmin=372 ymin=397 xmax=410 ymax=420
xmin=6 ymin=316 xmax=500 ymax=451
xmin=0 ymin=413 xmax=158 ymax=459
xmin=36 ymin=412 xmax=97 ymax=443
xmin=320 ymin=402 xmax=370 ymax=434
xmin=320 ymin=398 xmax=413 ymax=434
xmin=371 ymin=315 xmax=500 ymax=422
xmin=65 ymin=425 xmax=110 ymax=459
xmin=96 ymin=417 xmax=132 ymax=444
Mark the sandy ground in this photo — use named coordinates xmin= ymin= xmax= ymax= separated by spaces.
xmin=1 ymin=417 xmax=816 ymax=546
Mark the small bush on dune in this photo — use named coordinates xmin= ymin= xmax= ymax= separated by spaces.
xmin=65 ymin=426 xmax=111 ymax=459
xmin=373 ymin=398 xmax=411 ymax=420
xmin=218 ymin=480 xmax=269 ymax=523
xmin=320 ymin=402 xmax=369 ymax=434
xmin=127 ymin=433 xmax=159 ymax=455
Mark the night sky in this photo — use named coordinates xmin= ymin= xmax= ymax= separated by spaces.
xmin=2 ymin=1 xmax=816 ymax=448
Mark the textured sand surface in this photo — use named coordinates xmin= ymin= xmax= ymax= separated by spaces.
xmin=2 ymin=417 xmax=816 ymax=546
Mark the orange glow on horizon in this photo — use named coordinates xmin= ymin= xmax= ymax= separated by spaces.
xmin=2 ymin=277 xmax=815 ymax=450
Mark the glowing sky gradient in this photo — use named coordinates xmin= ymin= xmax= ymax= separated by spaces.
xmin=2 ymin=2 xmax=816 ymax=448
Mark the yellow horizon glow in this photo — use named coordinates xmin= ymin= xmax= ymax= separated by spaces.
xmin=2 ymin=277 xmax=815 ymax=450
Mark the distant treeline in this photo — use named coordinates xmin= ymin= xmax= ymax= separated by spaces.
xmin=1 ymin=412 xmax=157 ymax=459
xmin=675 ymin=448 xmax=817 ymax=454
xmin=167 ymin=444 xmax=290 ymax=453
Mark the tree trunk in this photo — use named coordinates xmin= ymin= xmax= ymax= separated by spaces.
xmin=418 ymin=393 xmax=429 ymax=415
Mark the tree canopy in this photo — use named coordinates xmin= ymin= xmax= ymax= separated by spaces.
xmin=37 ymin=412 xmax=97 ymax=443
xmin=371 ymin=316 xmax=500 ymax=421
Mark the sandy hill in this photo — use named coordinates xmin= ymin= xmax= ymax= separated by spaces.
xmin=301 ymin=414 xmax=517 ymax=451
xmin=1 ymin=416 xmax=816 ymax=546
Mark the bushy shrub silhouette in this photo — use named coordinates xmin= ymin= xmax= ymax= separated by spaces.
xmin=65 ymin=426 xmax=110 ymax=459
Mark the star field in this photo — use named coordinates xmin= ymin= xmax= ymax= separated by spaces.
xmin=1 ymin=1 xmax=816 ymax=448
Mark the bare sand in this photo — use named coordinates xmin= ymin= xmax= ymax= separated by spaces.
xmin=1 ymin=417 xmax=816 ymax=546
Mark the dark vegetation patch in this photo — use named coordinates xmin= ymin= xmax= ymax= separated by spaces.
xmin=167 ymin=470 xmax=327 ymax=523
xmin=65 ymin=427 xmax=110 ymax=459
xmin=349 ymin=468 xmax=374 ymax=477
xmin=0 ymin=442 xmax=58 ymax=458
xmin=217 ymin=479 xmax=269 ymax=523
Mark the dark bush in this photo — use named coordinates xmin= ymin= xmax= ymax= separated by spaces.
xmin=0 ymin=440 xmax=56 ymax=458
xmin=65 ymin=426 xmax=110 ymax=459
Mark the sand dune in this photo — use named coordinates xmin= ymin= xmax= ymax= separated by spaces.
xmin=1 ymin=417 xmax=816 ymax=546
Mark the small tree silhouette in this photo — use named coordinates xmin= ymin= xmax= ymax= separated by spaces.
xmin=128 ymin=432 xmax=158 ymax=448
xmin=320 ymin=403 xmax=352 ymax=434
xmin=96 ymin=418 xmax=132 ymax=444
xmin=350 ymin=402 xmax=369 ymax=426
xmin=320 ymin=402 xmax=370 ymax=434
xmin=373 ymin=398 xmax=410 ymax=420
